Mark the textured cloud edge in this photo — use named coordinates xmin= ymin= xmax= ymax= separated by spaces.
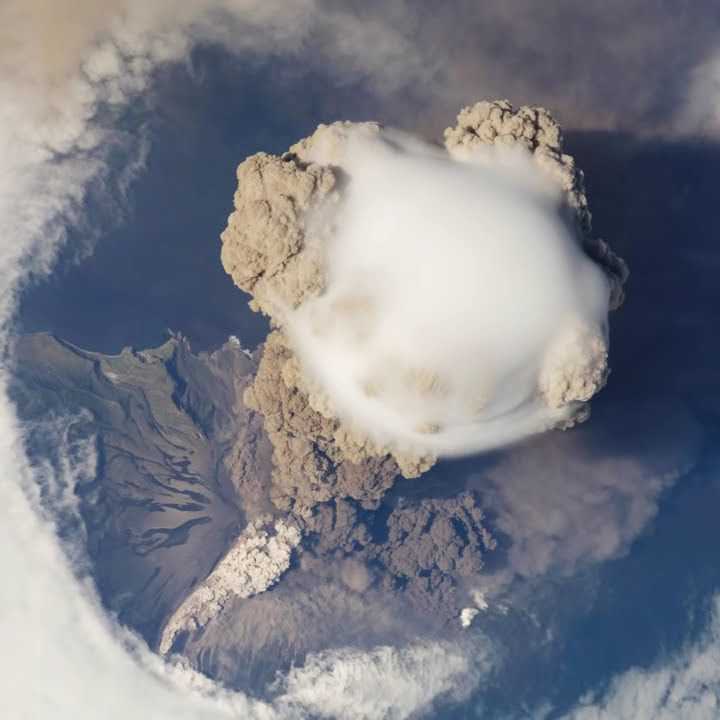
xmin=551 ymin=594 xmax=720 ymax=720
xmin=220 ymin=100 xmax=628 ymax=511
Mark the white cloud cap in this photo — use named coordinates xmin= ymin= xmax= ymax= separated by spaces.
xmin=287 ymin=130 xmax=610 ymax=458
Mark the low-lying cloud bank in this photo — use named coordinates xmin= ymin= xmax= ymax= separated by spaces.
xmin=277 ymin=641 xmax=488 ymax=719
xmin=557 ymin=594 xmax=720 ymax=720
xmin=3 ymin=1 xmax=720 ymax=719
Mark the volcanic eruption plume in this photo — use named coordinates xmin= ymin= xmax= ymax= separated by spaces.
xmin=221 ymin=100 xmax=628 ymax=511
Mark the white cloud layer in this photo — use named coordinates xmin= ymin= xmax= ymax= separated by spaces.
xmin=560 ymin=595 xmax=720 ymax=720
xmin=276 ymin=641 xmax=487 ymax=719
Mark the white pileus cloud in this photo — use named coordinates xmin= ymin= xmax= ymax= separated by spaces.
xmin=287 ymin=129 xmax=610 ymax=458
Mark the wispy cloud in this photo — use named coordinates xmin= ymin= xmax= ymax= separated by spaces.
xmin=559 ymin=595 xmax=720 ymax=720
xmin=276 ymin=641 xmax=489 ymax=720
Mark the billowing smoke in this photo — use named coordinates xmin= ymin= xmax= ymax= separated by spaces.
xmin=468 ymin=399 xmax=703 ymax=582
xmin=159 ymin=517 xmax=302 ymax=655
xmin=221 ymin=102 xmax=627 ymax=498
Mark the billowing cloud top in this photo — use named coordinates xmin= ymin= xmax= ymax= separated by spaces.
xmin=220 ymin=100 xmax=628 ymax=500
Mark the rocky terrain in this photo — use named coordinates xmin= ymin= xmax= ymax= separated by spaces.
xmin=12 ymin=331 xmax=496 ymax=689
xmin=12 ymin=332 xmax=270 ymax=642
